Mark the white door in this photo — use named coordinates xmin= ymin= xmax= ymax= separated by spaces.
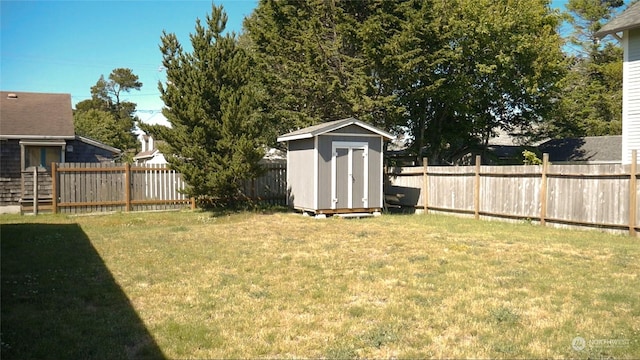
xmin=331 ymin=142 xmax=368 ymax=210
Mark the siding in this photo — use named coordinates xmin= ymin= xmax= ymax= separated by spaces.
xmin=287 ymin=138 xmax=315 ymax=210
xmin=623 ymin=28 xmax=640 ymax=164
xmin=0 ymin=140 xmax=22 ymax=205
xmin=65 ymin=139 xmax=119 ymax=163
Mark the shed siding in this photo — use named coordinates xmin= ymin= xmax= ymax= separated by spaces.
xmin=316 ymin=135 xmax=383 ymax=209
xmin=329 ymin=124 xmax=375 ymax=135
xmin=288 ymin=138 xmax=316 ymax=210
xmin=623 ymin=28 xmax=640 ymax=164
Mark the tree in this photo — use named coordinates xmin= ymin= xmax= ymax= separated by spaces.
xmin=393 ymin=0 xmax=565 ymax=163
xmin=243 ymin=0 xmax=405 ymax=141
xmin=543 ymin=0 xmax=624 ymax=138
xmin=245 ymin=0 xmax=566 ymax=164
xmin=74 ymin=68 xmax=143 ymax=157
xmin=155 ymin=4 xmax=264 ymax=204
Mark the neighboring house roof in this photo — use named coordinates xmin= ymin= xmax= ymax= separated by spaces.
xmin=0 ymin=91 xmax=75 ymax=139
xmin=538 ymin=136 xmax=622 ymax=163
xmin=133 ymin=149 xmax=159 ymax=161
xmin=277 ymin=117 xmax=395 ymax=142
xmin=76 ymin=135 xmax=121 ymax=154
xmin=595 ymin=2 xmax=640 ymax=38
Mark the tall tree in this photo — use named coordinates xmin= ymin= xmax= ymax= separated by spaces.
xmin=74 ymin=68 xmax=143 ymax=157
xmin=393 ymin=0 xmax=565 ymax=163
xmin=155 ymin=4 xmax=264 ymax=204
xmin=245 ymin=0 xmax=566 ymax=164
xmin=243 ymin=0 xmax=405 ymax=141
xmin=544 ymin=0 xmax=624 ymax=138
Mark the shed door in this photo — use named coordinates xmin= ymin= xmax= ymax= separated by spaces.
xmin=331 ymin=142 xmax=368 ymax=210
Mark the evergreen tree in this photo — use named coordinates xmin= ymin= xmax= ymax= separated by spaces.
xmin=157 ymin=4 xmax=264 ymax=204
xmin=544 ymin=0 xmax=624 ymax=138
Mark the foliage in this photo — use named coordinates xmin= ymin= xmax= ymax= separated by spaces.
xmin=73 ymin=68 xmax=143 ymax=160
xmin=243 ymin=0 xmax=405 ymax=142
xmin=542 ymin=0 xmax=624 ymax=138
xmin=244 ymin=0 xmax=566 ymax=164
xmin=522 ymin=149 xmax=543 ymax=165
xmin=156 ymin=4 xmax=265 ymax=204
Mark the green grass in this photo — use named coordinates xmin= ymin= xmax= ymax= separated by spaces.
xmin=1 ymin=210 xmax=639 ymax=359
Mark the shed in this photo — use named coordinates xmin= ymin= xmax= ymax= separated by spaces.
xmin=277 ymin=118 xmax=394 ymax=216
xmin=595 ymin=2 xmax=640 ymax=164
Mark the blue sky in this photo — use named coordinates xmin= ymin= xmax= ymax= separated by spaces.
xmin=1 ymin=0 xmax=257 ymax=125
xmin=0 ymin=0 xmax=628 ymax=126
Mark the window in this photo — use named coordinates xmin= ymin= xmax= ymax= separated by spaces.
xmin=20 ymin=141 xmax=66 ymax=171
xmin=25 ymin=146 xmax=61 ymax=170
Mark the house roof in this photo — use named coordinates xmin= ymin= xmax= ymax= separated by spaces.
xmin=595 ymin=2 xmax=640 ymax=38
xmin=538 ymin=135 xmax=622 ymax=163
xmin=277 ymin=117 xmax=395 ymax=142
xmin=0 ymin=91 xmax=75 ymax=139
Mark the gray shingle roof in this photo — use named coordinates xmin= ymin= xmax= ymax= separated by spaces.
xmin=595 ymin=2 xmax=640 ymax=38
xmin=277 ymin=117 xmax=394 ymax=142
xmin=0 ymin=91 xmax=75 ymax=139
xmin=538 ymin=136 xmax=622 ymax=162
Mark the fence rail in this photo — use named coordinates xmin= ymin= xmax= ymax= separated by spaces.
xmin=385 ymin=151 xmax=639 ymax=236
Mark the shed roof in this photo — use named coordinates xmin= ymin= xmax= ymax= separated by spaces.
xmin=595 ymin=2 xmax=640 ymax=38
xmin=277 ymin=117 xmax=395 ymax=142
xmin=0 ymin=91 xmax=75 ymax=139
xmin=538 ymin=135 xmax=622 ymax=162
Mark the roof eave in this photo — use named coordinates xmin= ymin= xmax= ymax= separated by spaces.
xmin=0 ymin=135 xmax=76 ymax=140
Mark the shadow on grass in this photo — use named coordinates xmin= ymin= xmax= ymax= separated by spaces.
xmin=1 ymin=223 xmax=165 ymax=359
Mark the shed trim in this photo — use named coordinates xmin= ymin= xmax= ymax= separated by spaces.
xmin=277 ymin=118 xmax=394 ymax=142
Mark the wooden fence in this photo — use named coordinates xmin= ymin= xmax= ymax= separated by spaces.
xmin=385 ymin=151 xmax=639 ymax=236
xmin=50 ymin=161 xmax=287 ymax=214
xmin=53 ymin=163 xmax=194 ymax=214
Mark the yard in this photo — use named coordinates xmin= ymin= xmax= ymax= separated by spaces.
xmin=1 ymin=210 xmax=638 ymax=359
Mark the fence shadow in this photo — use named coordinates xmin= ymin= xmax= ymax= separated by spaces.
xmin=1 ymin=223 xmax=165 ymax=359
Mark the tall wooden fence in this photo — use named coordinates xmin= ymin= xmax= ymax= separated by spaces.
xmin=385 ymin=151 xmax=639 ymax=236
xmin=50 ymin=161 xmax=287 ymax=214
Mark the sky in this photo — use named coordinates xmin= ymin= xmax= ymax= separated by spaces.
xmin=1 ymin=0 xmax=257 ymax=126
xmin=0 ymin=0 xmax=629 ymax=127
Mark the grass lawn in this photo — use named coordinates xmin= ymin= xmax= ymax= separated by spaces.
xmin=1 ymin=210 xmax=638 ymax=359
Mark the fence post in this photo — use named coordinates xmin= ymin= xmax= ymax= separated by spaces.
xmin=191 ymin=197 xmax=196 ymax=210
xmin=630 ymin=150 xmax=637 ymax=237
xmin=51 ymin=163 xmax=57 ymax=214
xmin=474 ymin=155 xmax=481 ymax=220
xmin=422 ymin=157 xmax=428 ymax=214
xmin=33 ymin=167 xmax=38 ymax=215
xmin=125 ymin=163 xmax=131 ymax=212
xmin=540 ymin=153 xmax=549 ymax=226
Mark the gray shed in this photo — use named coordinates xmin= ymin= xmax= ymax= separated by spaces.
xmin=277 ymin=118 xmax=394 ymax=216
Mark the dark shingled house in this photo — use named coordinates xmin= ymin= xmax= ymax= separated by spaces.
xmin=0 ymin=91 xmax=121 ymax=212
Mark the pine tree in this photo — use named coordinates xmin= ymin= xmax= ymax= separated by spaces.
xmin=157 ymin=4 xmax=264 ymax=204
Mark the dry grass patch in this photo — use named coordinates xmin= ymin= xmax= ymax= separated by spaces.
xmin=1 ymin=210 xmax=638 ymax=359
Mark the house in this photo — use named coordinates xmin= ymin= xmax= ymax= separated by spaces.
xmin=133 ymin=134 xmax=167 ymax=165
xmin=277 ymin=117 xmax=395 ymax=217
xmin=0 ymin=91 xmax=121 ymax=212
xmin=538 ymin=135 xmax=622 ymax=164
xmin=595 ymin=2 xmax=640 ymax=164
